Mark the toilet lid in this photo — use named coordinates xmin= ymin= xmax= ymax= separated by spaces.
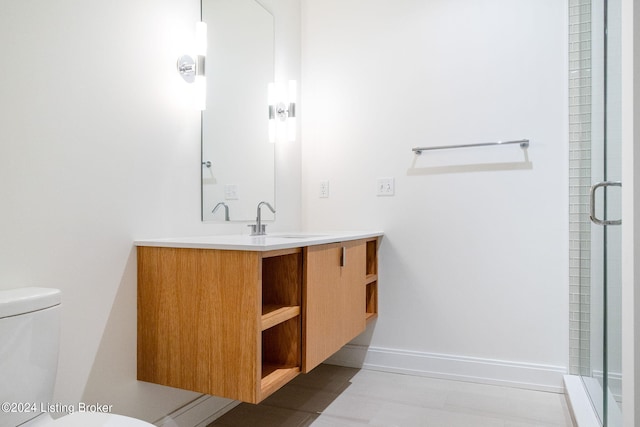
xmin=50 ymin=412 xmax=154 ymax=426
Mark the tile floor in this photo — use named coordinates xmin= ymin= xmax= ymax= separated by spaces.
xmin=208 ymin=364 xmax=575 ymax=427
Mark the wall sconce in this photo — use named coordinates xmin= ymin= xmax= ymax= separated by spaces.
xmin=268 ymin=80 xmax=297 ymax=142
xmin=177 ymin=22 xmax=207 ymax=110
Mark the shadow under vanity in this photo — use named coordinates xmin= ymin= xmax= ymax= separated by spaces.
xmin=135 ymin=232 xmax=382 ymax=403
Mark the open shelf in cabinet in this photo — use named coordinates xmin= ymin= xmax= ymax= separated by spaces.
xmin=365 ymin=238 xmax=378 ymax=321
xmin=260 ymin=249 xmax=302 ymax=399
xmin=366 ymin=281 xmax=378 ymax=322
xmin=366 ymin=239 xmax=378 ymax=277
xmin=261 ymin=316 xmax=301 ymax=398
xmin=261 ymin=250 xmax=302 ymax=330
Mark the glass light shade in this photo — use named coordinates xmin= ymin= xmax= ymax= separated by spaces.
xmin=287 ymin=117 xmax=296 ymax=142
xmin=287 ymin=80 xmax=297 ymax=106
xmin=268 ymin=82 xmax=276 ymax=106
xmin=268 ymin=83 xmax=276 ymax=142
xmin=195 ymin=22 xmax=207 ymax=56
xmin=268 ymin=119 xmax=276 ymax=143
xmin=195 ymin=76 xmax=206 ymax=110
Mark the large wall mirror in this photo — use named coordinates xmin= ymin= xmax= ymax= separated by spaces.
xmin=201 ymin=0 xmax=275 ymax=222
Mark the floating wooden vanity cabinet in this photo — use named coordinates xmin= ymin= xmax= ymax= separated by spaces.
xmin=136 ymin=234 xmax=380 ymax=404
xmin=137 ymin=246 xmax=302 ymax=404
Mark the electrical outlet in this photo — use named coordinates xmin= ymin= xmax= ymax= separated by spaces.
xmin=224 ymin=184 xmax=238 ymax=200
xmin=319 ymin=180 xmax=329 ymax=198
xmin=376 ymin=177 xmax=395 ymax=196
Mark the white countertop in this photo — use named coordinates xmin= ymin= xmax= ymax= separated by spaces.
xmin=134 ymin=231 xmax=383 ymax=251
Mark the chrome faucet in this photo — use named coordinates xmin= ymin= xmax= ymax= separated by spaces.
xmin=212 ymin=202 xmax=230 ymax=221
xmin=248 ymin=201 xmax=275 ymax=236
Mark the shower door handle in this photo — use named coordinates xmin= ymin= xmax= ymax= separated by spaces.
xmin=589 ymin=181 xmax=622 ymax=226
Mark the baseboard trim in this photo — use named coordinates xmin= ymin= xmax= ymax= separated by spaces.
xmin=154 ymin=395 xmax=240 ymax=427
xmin=325 ymin=344 xmax=567 ymax=393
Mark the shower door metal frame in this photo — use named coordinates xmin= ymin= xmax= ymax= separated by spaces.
xmin=585 ymin=0 xmax=623 ymax=424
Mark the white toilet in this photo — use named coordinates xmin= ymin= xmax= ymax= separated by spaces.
xmin=0 ymin=287 xmax=154 ymax=427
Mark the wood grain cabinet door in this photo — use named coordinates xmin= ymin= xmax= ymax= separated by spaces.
xmin=303 ymin=240 xmax=366 ymax=372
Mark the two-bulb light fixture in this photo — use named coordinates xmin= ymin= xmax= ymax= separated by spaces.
xmin=177 ymin=22 xmax=207 ymax=110
xmin=268 ymin=80 xmax=297 ymax=143
xmin=176 ymin=23 xmax=296 ymax=139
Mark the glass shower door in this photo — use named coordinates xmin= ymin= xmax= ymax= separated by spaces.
xmin=583 ymin=0 xmax=623 ymax=425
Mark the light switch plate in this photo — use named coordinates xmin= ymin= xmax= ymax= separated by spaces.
xmin=376 ymin=177 xmax=395 ymax=196
xmin=319 ymin=180 xmax=329 ymax=198
xmin=224 ymin=184 xmax=238 ymax=200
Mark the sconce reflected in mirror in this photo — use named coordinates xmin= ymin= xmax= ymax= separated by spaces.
xmin=177 ymin=22 xmax=207 ymax=110
xmin=268 ymin=80 xmax=297 ymax=142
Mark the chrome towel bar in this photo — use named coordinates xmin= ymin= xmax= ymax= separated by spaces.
xmin=412 ymin=139 xmax=530 ymax=155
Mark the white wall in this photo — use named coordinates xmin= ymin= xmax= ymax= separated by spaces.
xmin=0 ymin=0 xmax=300 ymax=423
xmin=621 ymin=0 xmax=639 ymax=424
xmin=301 ymin=0 xmax=569 ymax=389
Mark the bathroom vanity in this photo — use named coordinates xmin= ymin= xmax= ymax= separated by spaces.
xmin=135 ymin=232 xmax=382 ymax=403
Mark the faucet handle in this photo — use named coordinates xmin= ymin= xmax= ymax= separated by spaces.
xmin=248 ymin=224 xmax=257 ymax=235
xmin=248 ymin=224 xmax=267 ymax=236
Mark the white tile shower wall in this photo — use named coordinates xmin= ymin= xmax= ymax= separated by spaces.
xmin=568 ymin=0 xmax=593 ymax=376
xmin=301 ymin=0 xmax=569 ymax=389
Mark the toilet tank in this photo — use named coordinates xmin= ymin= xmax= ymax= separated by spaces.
xmin=0 ymin=287 xmax=61 ymax=427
